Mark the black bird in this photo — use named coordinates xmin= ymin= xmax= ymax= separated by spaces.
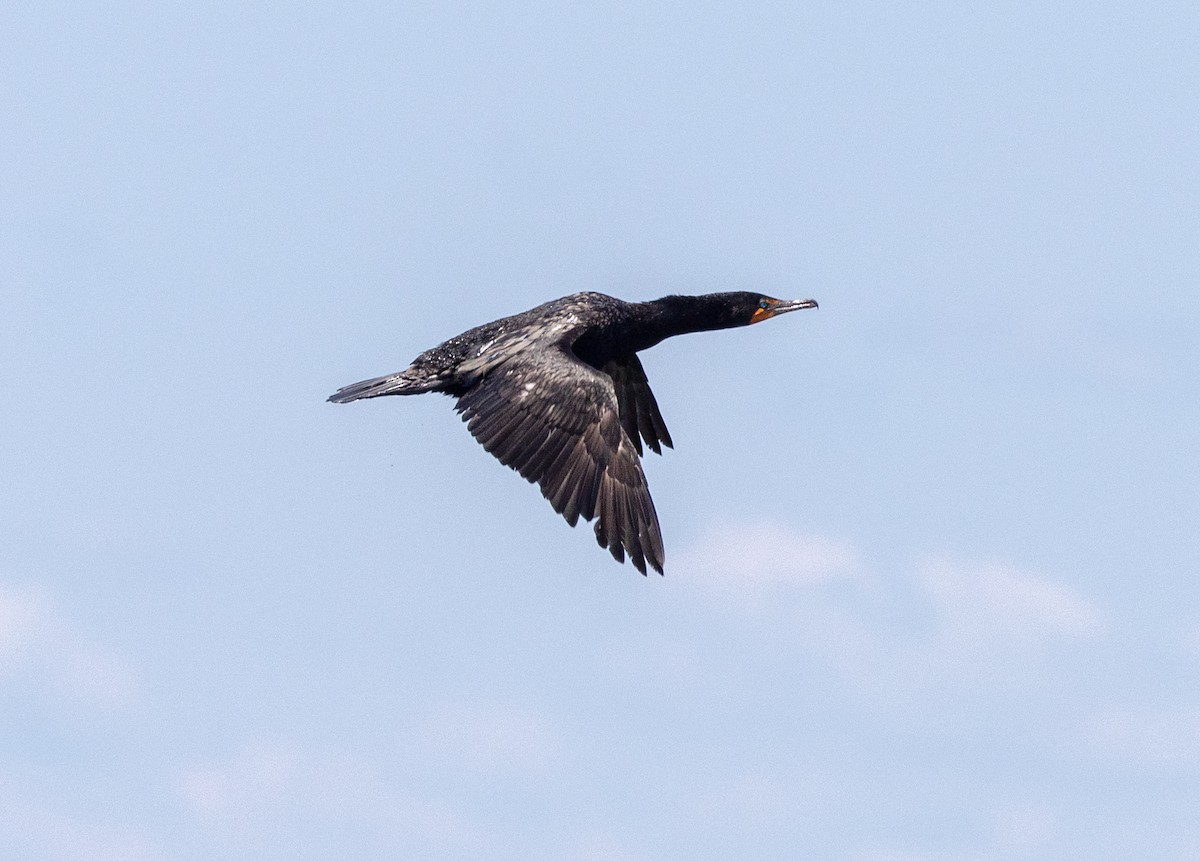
xmin=329 ymin=291 xmax=818 ymax=575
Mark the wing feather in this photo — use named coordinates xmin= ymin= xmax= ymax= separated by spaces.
xmin=602 ymin=354 xmax=674 ymax=456
xmin=456 ymin=348 xmax=665 ymax=574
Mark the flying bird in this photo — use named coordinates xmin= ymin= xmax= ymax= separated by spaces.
xmin=329 ymin=291 xmax=818 ymax=574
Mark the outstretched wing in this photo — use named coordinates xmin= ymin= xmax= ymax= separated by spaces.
xmin=602 ymin=354 xmax=673 ymax=456
xmin=455 ymin=348 xmax=665 ymax=575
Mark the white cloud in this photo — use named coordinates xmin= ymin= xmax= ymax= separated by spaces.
xmin=0 ymin=583 xmax=140 ymax=710
xmin=176 ymin=742 xmax=472 ymax=847
xmin=177 ymin=744 xmax=302 ymax=821
xmin=547 ymin=833 xmax=648 ymax=861
xmin=707 ymin=772 xmax=800 ymax=831
xmin=852 ymin=852 xmax=984 ymax=861
xmin=0 ymin=778 xmax=164 ymax=861
xmin=415 ymin=700 xmax=561 ymax=775
xmin=1085 ymin=706 xmax=1200 ymax=764
xmin=673 ymin=522 xmax=858 ymax=606
xmin=673 ymin=524 xmax=1102 ymax=645
xmin=667 ymin=525 xmax=1107 ymax=701
xmin=1182 ymin=626 xmax=1200 ymax=658
xmin=872 ymin=557 xmax=1106 ymax=694
xmin=0 ymin=586 xmax=42 ymax=659
xmin=918 ymin=556 xmax=1104 ymax=642
xmin=990 ymin=802 xmax=1057 ymax=852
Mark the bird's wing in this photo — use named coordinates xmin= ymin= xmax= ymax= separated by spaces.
xmin=455 ymin=347 xmax=665 ymax=574
xmin=602 ymin=354 xmax=674 ymax=456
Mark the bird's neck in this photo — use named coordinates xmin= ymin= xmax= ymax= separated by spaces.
xmin=626 ymin=295 xmax=738 ymax=351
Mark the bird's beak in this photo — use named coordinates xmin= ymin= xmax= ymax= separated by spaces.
xmin=749 ymin=297 xmax=819 ymax=324
xmin=774 ymin=298 xmax=819 ymax=313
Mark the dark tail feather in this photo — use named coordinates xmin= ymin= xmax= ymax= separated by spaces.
xmin=327 ymin=370 xmax=440 ymax=403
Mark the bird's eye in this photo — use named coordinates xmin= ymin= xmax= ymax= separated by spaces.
xmin=758 ymin=299 xmax=770 ymax=310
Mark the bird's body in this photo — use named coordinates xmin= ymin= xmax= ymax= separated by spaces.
xmin=329 ymin=291 xmax=817 ymax=574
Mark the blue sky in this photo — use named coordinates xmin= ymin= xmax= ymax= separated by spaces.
xmin=3 ymin=1 xmax=1198 ymax=858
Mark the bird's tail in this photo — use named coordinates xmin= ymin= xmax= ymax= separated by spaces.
xmin=327 ymin=368 xmax=443 ymax=403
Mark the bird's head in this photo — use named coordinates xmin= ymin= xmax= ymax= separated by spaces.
xmin=716 ymin=292 xmax=819 ymax=326
xmin=748 ymin=294 xmax=819 ymax=324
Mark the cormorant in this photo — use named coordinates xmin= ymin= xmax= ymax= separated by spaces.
xmin=329 ymin=291 xmax=818 ymax=575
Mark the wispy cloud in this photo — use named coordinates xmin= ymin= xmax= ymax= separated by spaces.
xmin=546 ymin=833 xmax=649 ymax=861
xmin=851 ymin=852 xmax=985 ymax=861
xmin=176 ymin=742 xmax=472 ymax=847
xmin=0 ymin=583 xmax=140 ymax=710
xmin=1085 ymin=706 xmax=1200 ymax=765
xmin=918 ymin=555 xmax=1104 ymax=642
xmin=886 ymin=556 xmax=1107 ymax=691
xmin=674 ymin=523 xmax=1102 ymax=642
xmin=176 ymin=705 xmax=559 ymax=858
xmin=990 ymin=802 xmax=1058 ymax=853
xmin=0 ymin=778 xmax=163 ymax=861
xmin=415 ymin=700 xmax=561 ymax=775
xmin=1182 ymin=626 xmax=1200 ymax=659
xmin=849 ymin=803 xmax=1058 ymax=861
xmin=669 ymin=524 xmax=1106 ymax=695
xmin=673 ymin=522 xmax=858 ymax=607
xmin=177 ymin=744 xmax=306 ymax=821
